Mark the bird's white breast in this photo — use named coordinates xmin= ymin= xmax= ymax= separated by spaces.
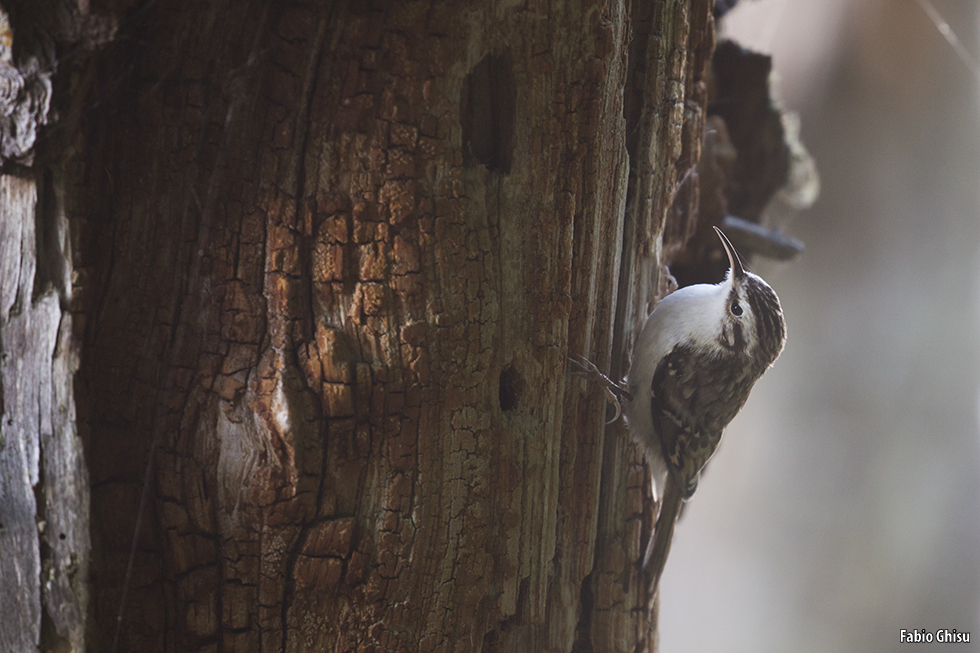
xmin=623 ymin=281 xmax=730 ymax=498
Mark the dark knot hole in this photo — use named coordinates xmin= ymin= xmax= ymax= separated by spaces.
xmin=499 ymin=364 xmax=522 ymax=412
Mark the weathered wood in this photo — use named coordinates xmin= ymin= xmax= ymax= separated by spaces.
xmin=0 ymin=176 xmax=45 ymax=653
xmin=0 ymin=7 xmax=89 ymax=650
xmin=61 ymin=0 xmax=714 ymax=651
xmin=583 ymin=1 xmax=714 ymax=650
xmin=0 ymin=167 xmax=86 ymax=653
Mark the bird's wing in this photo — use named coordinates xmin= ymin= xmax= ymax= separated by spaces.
xmin=650 ymin=346 xmax=720 ymax=498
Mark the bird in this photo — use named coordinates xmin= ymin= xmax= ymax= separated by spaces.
xmin=573 ymin=226 xmax=786 ymax=600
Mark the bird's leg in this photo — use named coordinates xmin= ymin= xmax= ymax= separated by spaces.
xmin=568 ymin=355 xmax=632 ymax=423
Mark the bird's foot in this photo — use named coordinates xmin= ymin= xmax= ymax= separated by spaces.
xmin=568 ymin=355 xmax=632 ymax=424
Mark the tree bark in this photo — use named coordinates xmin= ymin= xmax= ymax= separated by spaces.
xmin=0 ymin=5 xmax=89 ymax=650
xmin=3 ymin=0 xmax=713 ymax=651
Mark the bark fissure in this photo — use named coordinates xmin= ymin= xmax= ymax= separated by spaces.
xmin=278 ymin=5 xmax=332 ymax=651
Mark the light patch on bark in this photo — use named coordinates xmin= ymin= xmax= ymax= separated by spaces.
xmin=0 ymin=173 xmax=86 ymax=652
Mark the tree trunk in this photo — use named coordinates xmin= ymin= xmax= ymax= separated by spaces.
xmin=2 ymin=0 xmax=713 ymax=651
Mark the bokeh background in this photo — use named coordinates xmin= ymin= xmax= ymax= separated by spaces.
xmin=660 ymin=1 xmax=980 ymax=651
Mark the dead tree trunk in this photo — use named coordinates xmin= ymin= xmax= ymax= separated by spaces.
xmin=1 ymin=0 xmax=713 ymax=651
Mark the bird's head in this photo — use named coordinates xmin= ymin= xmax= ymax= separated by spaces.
xmin=713 ymin=227 xmax=786 ymax=368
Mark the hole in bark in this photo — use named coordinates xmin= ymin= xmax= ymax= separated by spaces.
xmin=34 ymin=167 xmax=69 ymax=307
xmin=498 ymin=364 xmax=522 ymax=412
xmin=709 ymin=40 xmax=790 ymax=223
xmin=570 ymin=570 xmax=595 ymax=653
xmin=461 ymin=51 xmax=515 ymax=173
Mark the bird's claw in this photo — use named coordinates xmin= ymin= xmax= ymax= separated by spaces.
xmin=567 ymin=355 xmax=629 ymax=424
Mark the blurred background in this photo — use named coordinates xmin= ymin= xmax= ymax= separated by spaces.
xmin=660 ymin=0 xmax=980 ymax=651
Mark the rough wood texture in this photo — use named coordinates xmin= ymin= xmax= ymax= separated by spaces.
xmin=0 ymin=175 xmax=44 ymax=653
xmin=586 ymin=1 xmax=714 ymax=649
xmin=63 ymin=0 xmax=713 ymax=651
xmin=0 ymin=3 xmax=89 ymax=647
xmin=0 ymin=169 xmax=87 ymax=652
xmin=0 ymin=6 xmax=53 ymax=166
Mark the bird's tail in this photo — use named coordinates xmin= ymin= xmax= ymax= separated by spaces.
xmin=644 ymin=472 xmax=683 ymax=602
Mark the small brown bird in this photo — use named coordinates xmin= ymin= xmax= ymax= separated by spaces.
xmin=582 ymin=227 xmax=786 ymax=599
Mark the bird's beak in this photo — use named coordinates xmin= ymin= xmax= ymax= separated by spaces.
xmin=713 ymin=226 xmax=745 ymax=279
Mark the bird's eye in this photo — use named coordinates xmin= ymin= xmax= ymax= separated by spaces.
xmin=731 ymin=302 xmax=743 ymax=316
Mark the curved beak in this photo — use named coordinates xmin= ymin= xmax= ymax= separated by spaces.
xmin=713 ymin=226 xmax=745 ymax=279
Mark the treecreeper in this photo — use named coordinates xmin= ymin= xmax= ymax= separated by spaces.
xmin=574 ymin=227 xmax=787 ymax=600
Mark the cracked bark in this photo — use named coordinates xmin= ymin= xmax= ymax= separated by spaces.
xmin=14 ymin=0 xmax=714 ymax=651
